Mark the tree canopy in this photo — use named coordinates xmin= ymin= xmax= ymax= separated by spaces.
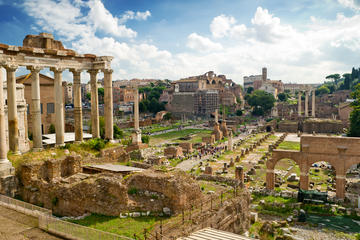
xmin=349 ymin=83 xmax=360 ymax=137
xmin=247 ymin=90 xmax=275 ymax=116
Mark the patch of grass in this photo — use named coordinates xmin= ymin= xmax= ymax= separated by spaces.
xmin=278 ymin=141 xmax=300 ymax=151
xmin=69 ymin=214 xmax=164 ymax=239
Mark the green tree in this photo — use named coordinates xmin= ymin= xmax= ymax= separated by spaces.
xmin=316 ymin=85 xmax=330 ymax=96
xmin=247 ymin=87 xmax=254 ymax=94
xmin=247 ymin=90 xmax=275 ymax=116
xmin=325 ymin=74 xmax=341 ymax=84
xmin=343 ymin=73 xmax=352 ymax=90
xmin=86 ymin=92 xmax=91 ymax=100
xmin=113 ymin=125 xmax=124 ymax=139
xmin=277 ymin=92 xmax=287 ymax=102
xmin=236 ymin=109 xmax=243 ymax=116
xmin=48 ymin=124 xmax=56 ymax=134
xmin=349 ymin=83 xmax=360 ymax=137
xmin=163 ymin=112 xmax=172 ymax=120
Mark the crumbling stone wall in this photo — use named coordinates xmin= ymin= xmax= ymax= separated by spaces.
xmin=100 ymin=146 xmax=130 ymax=162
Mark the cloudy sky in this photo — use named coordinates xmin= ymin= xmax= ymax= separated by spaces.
xmin=0 ymin=0 xmax=360 ymax=84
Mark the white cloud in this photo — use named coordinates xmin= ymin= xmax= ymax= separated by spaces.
xmin=119 ymin=10 xmax=151 ymax=23
xmin=21 ymin=1 xmax=360 ymax=84
xmin=338 ymin=0 xmax=360 ymax=11
xmin=187 ymin=33 xmax=223 ymax=52
xmin=87 ymin=0 xmax=137 ymax=38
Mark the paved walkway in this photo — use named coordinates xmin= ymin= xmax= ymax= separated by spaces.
xmin=0 ymin=205 xmax=63 ymax=240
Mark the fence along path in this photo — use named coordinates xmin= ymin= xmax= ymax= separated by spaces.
xmin=0 ymin=194 xmax=134 ymax=240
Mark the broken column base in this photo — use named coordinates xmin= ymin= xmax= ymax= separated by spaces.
xmin=126 ymin=143 xmax=148 ymax=153
xmin=0 ymin=161 xmax=17 ymax=197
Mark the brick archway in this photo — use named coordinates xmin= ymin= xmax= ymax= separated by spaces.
xmin=266 ymin=136 xmax=360 ymax=199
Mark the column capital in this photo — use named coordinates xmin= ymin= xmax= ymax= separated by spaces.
xmin=27 ymin=65 xmax=43 ymax=73
xmin=4 ymin=64 xmax=18 ymax=72
xmin=50 ymin=67 xmax=65 ymax=73
xmin=87 ymin=69 xmax=99 ymax=74
xmin=102 ymin=69 xmax=113 ymax=74
xmin=70 ymin=68 xmax=83 ymax=75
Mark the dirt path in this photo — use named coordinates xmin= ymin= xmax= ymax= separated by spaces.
xmin=0 ymin=205 xmax=63 ymax=240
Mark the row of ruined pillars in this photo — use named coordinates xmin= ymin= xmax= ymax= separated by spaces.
xmin=298 ymin=90 xmax=316 ymax=117
xmin=0 ymin=65 xmax=114 ymax=159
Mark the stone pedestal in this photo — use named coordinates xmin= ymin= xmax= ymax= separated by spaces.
xmin=132 ymin=130 xmax=142 ymax=145
xmin=235 ymin=166 xmax=244 ymax=185
xmin=220 ymin=121 xmax=229 ymax=137
xmin=228 ymin=133 xmax=233 ymax=151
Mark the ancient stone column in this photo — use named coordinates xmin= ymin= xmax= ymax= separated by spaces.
xmin=134 ymin=87 xmax=140 ymax=131
xmin=50 ymin=67 xmax=65 ymax=146
xmin=88 ymin=69 xmax=100 ymax=138
xmin=305 ymin=91 xmax=309 ymax=117
xmin=0 ymin=67 xmax=13 ymax=171
xmin=299 ymin=172 xmax=309 ymax=190
xmin=214 ymin=109 xmax=218 ymax=123
xmin=71 ymin=69 xmax=83 ymax=143
xmin=228 ymin=132 xmax=233 ymax=151
xmin=27 ymin=66 xmax=43 ymax=150
xmin=336 ymin=175 xmax=345 ymax=199
xmin=312 ymin=89 xmax=315 ymax=117
xmin=235 ymin=166 xmax=244 ymax=185
xmin=6 ymin=64 xmax=19 ymax=153
xmin=103 ymin=69 xmax=113 ymax=141
xmin=266 ymin=169 xmax=275 ymax=190
xmin=298 ymin=91 xmax=302 ymax=116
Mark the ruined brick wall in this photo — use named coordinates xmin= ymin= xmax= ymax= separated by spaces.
xmin=100 ymin=146 xmax=130 ymax=162
xmin=277 ymin=121 xmax=298 ymax=132
xmin=303 ymin=120 xmax=343 ymax=133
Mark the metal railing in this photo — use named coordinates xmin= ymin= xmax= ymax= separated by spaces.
xmin=39 ymin=215 xmax=134 ymax=240
xmin=0 ymin=194 xmax=52 ymax=217
xmin=0 ymin=194 xmax=134 ymax=240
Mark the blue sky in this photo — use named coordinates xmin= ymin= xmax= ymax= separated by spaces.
xmin=0 ymin=0 xmax=360 ymax=84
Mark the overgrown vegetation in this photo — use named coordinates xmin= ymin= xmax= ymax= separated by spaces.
xmin=349 ymin=83 xmax=360 ymax=137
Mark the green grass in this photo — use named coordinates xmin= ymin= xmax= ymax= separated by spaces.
xmin=151 ymin=129 xmax=211 ymax=143
xmin=278 ymin=141 xmax=300 ymax=151
xmin=69 ymin=214 xmax=164 ymax=239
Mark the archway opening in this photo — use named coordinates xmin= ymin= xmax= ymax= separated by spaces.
xmin=211 ymin=80 xmax=216 ymax=84
xmin=266 ymin=126 xmax=272 ymax=132
xmin=308 ymin=161 xmax=335 ymax=195
xmin=273 ymin=158 xmax=300 ymax=192
xmin=345 ymin=163 xmax=360 ymax=206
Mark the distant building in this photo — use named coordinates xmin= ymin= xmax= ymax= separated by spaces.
xmin=243 ymin=67 xmax=283 ymax=97
xmin=17 ymin=74 xmax=66 ymax=134
xmin=165 ymin=71 xmax=243 ymax=118
xmin=64 ymin=82 xmax=73 ymax=104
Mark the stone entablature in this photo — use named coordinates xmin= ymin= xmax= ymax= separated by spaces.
xmin=266 ymin=135 xmax=360 ymax=199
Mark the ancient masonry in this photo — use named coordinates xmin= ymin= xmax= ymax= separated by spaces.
xmin=0 ymin=33 xmax=114 ymax=176
xmin=266 ymin=136 xmax=360 ymax=199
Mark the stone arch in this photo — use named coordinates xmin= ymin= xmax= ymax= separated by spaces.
xmin=266 ymin=150 xmax=301 ymax=190
xmin=206 ymin=80 xmax=210 ymax=84
xmin=211 ymin=80 xmax=216 ymax=84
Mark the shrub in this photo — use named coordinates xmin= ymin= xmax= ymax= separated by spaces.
xmin=82 ymin=138 xmax=106 ymax=151
xmin=113 ymin=125 xmax=124 ymax=139
xmin=128 ymin=187 xmax=138 ymax=195
xmin=141 ymin=135 xmax=150 ymax=144
xmin=48 ymin=124 xmax=56 ymax=134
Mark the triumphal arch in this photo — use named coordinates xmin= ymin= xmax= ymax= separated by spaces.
xmin=0 ymin=33 xmax=114 ymax=176
xmin=266 ymin=136 xmax=360 ymax=199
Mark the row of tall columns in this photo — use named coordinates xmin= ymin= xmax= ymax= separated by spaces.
xmin=0 ymin=65 xmax=113 ymax=154
xmin=298 ymin=90 xmax=316 ymax=117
